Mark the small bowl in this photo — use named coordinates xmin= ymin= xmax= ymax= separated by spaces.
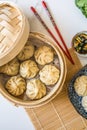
xmin=72 ymin=31 xmax=87 ymax=57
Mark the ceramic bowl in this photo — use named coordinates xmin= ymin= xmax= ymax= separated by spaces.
xmin=68 ymin=65 xmax=87 ymax=119
xmin=72 ymin=31 xmax=87 ymax=57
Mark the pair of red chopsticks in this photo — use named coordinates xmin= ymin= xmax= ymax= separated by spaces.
xmin=30 ymin=1 xmax=74 ymax=65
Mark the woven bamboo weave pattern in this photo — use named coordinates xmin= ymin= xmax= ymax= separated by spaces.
xmin=0 ymin=4 xmax=22 ymax=55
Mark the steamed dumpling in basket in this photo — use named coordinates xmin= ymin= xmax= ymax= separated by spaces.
xmin=0 ymin=58 xmax=20 ymax=76
xmin=20 ymin=60 xmax=39 ymax=79
xmin=34 ymin=45 xmax=54 ymax=65
xmin=5 ymin=75 xmax=26 ymax=96
xmin=17 ymin=44 xmax=35 ymax=61
xmin=39 ymin=64 xmax=60 ymax=85
xmin=26 ymin=79 xmax=46 ymax=100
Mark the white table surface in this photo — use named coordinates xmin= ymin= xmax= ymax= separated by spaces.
xmin=0 ymin=0 xmax=87 ymax=130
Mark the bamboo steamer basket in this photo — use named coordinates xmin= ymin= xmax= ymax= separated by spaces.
xmin=0 ymin=1 xmax=30 ymax=66
xmin=0 ymin=31 xmax=67 ymax=108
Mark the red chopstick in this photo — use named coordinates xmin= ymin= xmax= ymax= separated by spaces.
xmin=30 ymin=6 xmax=74 ymax=65
xmin=42 ymin=1 xmax=74 ymax=65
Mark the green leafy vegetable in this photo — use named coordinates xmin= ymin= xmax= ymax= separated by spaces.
xmin=75 ymin=0 xmax=87 ymax=17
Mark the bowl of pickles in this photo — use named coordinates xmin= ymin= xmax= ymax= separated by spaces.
xmin=72 ymin=31 xmax=87 ymax=57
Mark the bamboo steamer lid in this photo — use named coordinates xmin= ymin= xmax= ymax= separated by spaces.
xmin=0 ymin=2 xmax=30 ymax=66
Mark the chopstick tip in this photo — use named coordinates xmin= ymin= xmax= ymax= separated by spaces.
xmin=30 ymin=6 xmax=36 ymax=13
xmin=70 ymin=59 xmax=75 ymax=65
xmin=72 ymin=61 xmax=75 ymax=65
xmin=42 ymin=1 xmax=47 ymax=8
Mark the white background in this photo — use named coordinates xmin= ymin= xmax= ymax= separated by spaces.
xmin=0 ymin=0 xmax=87 ymax=130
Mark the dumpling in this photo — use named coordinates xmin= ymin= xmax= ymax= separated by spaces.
xmin=5 ymin=75 xmax=26 ymax=96
xmin=34 ymin=46 xmax=54 ymax=65
xmin=39 ymin=64 xmax=60 ymax=85
xmin=20 ymin=60 xmax=39 ymax=79
xmin=82 ymin=96 xmax=87 ymax=112
xmin=74 ymin=75 xmax=87 ymax=96
xmin=26 ymin=79 xmax=46 ymax=99
xmin=17 ymin=45 xmax=34 ymax=61
xmin=0 ymin=58 xmax=20 ymax=76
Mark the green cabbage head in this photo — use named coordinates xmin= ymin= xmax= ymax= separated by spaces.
xmin=75 ymin=0 xmax=87 ymax=17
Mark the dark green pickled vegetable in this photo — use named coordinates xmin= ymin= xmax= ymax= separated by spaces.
xmin=75 ymin=0 xmax=87 ymax=17
xmin=73 ymin=33 xmax=87 ymax=54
